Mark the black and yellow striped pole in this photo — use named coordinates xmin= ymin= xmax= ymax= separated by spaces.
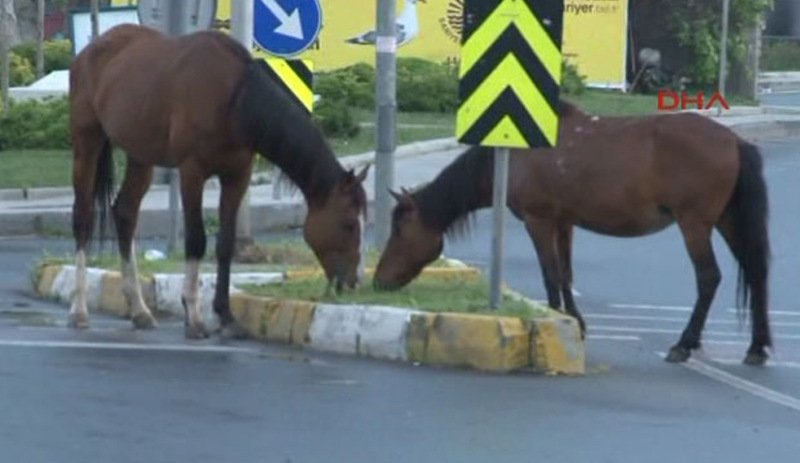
xmin=456 ymin=0 xmax=564 ymax=309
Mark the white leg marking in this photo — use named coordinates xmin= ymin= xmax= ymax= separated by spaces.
xmin=68 ymin=250 xmax=89 ymax=326
xmin=657 ymin=351 xmax=800 ymax=413
xmin=183 ymin=259 xmax=205 ymax=333
xmin=122 ymin=243 xmax=151 ymax=317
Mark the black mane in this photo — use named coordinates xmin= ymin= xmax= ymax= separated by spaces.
xmin=231 ymin=57 xmax=360 ymax=207
xmin=406 ymin=145 xmax=495 ymax=238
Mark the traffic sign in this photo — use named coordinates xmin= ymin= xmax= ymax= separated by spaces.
xmin=456 ymin=0 xmax=564 ymax=149
xmin=257 ymin=58 xmax=315 ymax=115
xmin=254 ymin=0 xmax=323 ymax=58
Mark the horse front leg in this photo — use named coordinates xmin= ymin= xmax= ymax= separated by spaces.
xmin=556 ymin=221 xmax=586 ymax=337
xmin=523 ymin=217 xmax=563 ymax=311
xmin=213 ymin=164 xmax=253 ymax=340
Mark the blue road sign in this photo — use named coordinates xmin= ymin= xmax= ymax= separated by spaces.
xmin=254 ymin=0 xmax=322 ymax=57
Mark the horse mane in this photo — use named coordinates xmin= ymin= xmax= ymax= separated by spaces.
xmin=409 ymin=145 xmax=495 ymax=239
xmin=228 ymin=45 xmax=358 ymax=208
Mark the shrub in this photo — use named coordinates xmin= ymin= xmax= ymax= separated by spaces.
xmin=761 ymin=39 xmax=800 ymax=72
xmin=396 ymin=57 xmax=458 ymax=113
xmin=561 ymin=59 xmax=587 ymax=95
xmin=315 ymin=62 xmax=375 ymax=109
xmin=11 ymin=39 xmax=74 ymax=75
xmin=0 ymin=52 xmax=36 ymax=87
xmin=313 ymin=97 xmax=360 ymax=139
xmin=0 ymin=96 xmax=71 ymax=151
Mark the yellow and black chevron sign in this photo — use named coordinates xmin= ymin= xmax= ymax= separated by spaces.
xmin=256 ymin=58 xmax=315 ymax=115
xmin=456 ymin=0 xmax=564 ymax=148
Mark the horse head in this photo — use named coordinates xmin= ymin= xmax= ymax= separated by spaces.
xmin=303 ymin=165 xmax=370 ymax=293
xmin=373 ymin=187 xmax=444 ymax=290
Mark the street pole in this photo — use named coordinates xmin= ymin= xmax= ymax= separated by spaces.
xmin=232 ymin=0 xmax=254 ymax=248
xmin=36 ymin=0 xmax=43 ymax=78
xmin=165 ymin=1 xmax=185 ymax=256
xmin=1 ymin=0 xmax=14 ymax=114
xmin=489 ymin=147 xmax=509 ymax=310
xmin=373 ymin=0 xmax=397 ymax=252
xmin=718 ymin=0 xmax=730 ymax=115
xmin=90 ymin=0 xmax=99 ymax=39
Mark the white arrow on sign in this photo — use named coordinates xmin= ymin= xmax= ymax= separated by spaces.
xmin=260 ymin=0 xmax=304 ymax=40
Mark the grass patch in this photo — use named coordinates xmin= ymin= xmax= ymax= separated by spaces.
xmin=567 ymin=90 xmax=659 ymax=116
xmin=240 ymin=273 xmax=544 ymax=319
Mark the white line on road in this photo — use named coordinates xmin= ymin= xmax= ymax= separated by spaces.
xmin=586 ymin=334 xmax=641 ymax=341
xmin=0 ymin=339 xmax=255 ymax=354
xmin=607 ymin=303 xmax=800 ymax=317
xmin=591 ymin=325 xmax=800 ymax=340
xmin=656 ymin=351 xmax=800 ymax=413
xmin=585 ymin=313 xmax=800 ymax=328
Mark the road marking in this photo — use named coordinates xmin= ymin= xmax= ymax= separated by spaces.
xmin=656 ymin=351 xmax=800 ymax=413
xmin=0 ymin=339 xmax=255 ymax=354
xmin=591 ymin=325 xmax=800 ymax=340
xmin=586 ymin=334 xmax=641 ymax=342
xmin=608 ymin=303 xmax=800 ymax=318
xmin=585 ymin=313 xmax=800 ymax=328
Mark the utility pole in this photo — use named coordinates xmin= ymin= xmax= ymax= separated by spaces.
xmin=36 ymin=0 xmax=44 ymax=78
xmin=373 ymin=0 xmax=397 ymax=252
xmin=718 ymin=0 xmax=730 ymax=100
xmin=91 ymin=0 xmax=99 ymax=39
xmin=165 ymin=1 xmax=186 ymax=256
xmin=232 ymin=0 xmax=254 ymax=249
xmin=1 ymin=0 xmax=15 ymax=114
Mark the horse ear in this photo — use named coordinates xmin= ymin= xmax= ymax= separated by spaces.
xmin=389 ymin=188 xmax=403 ymax=203
xmin=355 ymin=164 xmax=370 ymax=183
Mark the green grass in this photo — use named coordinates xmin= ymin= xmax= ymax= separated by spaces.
xmin=0 ymin=90 xmax=757 ymax=189
xmin=240 ymin=273 xmax=544 ymax=319
xmin=33 ymin=236 xmax=451 ymax=278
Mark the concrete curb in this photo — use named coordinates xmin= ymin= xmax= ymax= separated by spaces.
xmin=32 ymin=260 xmax=585 ymax=375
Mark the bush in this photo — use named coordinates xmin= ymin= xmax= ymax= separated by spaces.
xmin=396 ymin=57 xmax=458 ymax=113
xmin=315 ymin=62 xmax=375 ymax=109
xmin=0 ymin=52 xmax=36 ymax=87
xmin=561 ymin=60 xmax=587 ymax=95
xmin=761 ymin=39 xmax=800 ymax=72
xmin=0 ymin=96 xmax=70 ymax=151
xmin=11 ymin=39 xmax=74 ymax=75
xmin=313 ymin=97 xmax=360 ymax=139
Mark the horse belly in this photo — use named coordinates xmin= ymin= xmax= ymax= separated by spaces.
xmin=574 ymin=203 xmax=675 ymax=237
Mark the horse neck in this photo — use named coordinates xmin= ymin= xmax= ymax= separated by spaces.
xmin=254 ymin=112 xmax=346 ymax=207
xmin=412 ymin=145 xmax=495 ymax=234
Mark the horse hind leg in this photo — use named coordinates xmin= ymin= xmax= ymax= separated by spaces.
xmin=524 ymin=217 xmax=564 ymax=309
xmin=666 ymin=219 xmax=721 ymax=363
xmin=112 ymin=159 xmax=157 ymax=330
xmin=178 ymin=165 xmax=211 ymax=340
xmin=68 ymin=125 xmax=111 ymax=329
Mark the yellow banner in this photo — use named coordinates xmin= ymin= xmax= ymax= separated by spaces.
xmin=562 ymin=0 xmax=628 ymax=89
xmin=110 ymin=0 xmax=627 ymax=86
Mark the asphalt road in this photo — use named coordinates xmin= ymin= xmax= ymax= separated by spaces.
xmin=3 ymin=136 xmax=800 ymax=461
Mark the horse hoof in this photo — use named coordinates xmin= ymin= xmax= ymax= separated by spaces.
xmin=67 ymin=312 xmax=89 ymax=330
xmin=185 ymin=322 xmax=210 ymax=340
xmin=744 ymin=352 xmax=768 ymax=366
xmin=218 ymin=323 xmax=248 ymax=341
xmin=131 ymin=311 xmax=157 ymax=330
xmin=665 ymin=345 xmax=691 ymax=363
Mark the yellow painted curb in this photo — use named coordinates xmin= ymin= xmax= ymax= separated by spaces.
xmin=230 ymin=293 xmax=315 ymax=346
xmin=529 ymin=313 xmax=586 ymax=375
xmin=36 ymin=265 xmax=61 ymax=296
xmin=406 ymin=313 xmax=435 ymax=363
xmin=422 ymin=312 xmax=531 ymax=372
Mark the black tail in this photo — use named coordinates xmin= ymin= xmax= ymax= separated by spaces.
xmin=728 ymin=140 xmax=771 ymax=347
xmin=92 ymin=139 xmax=115 ymax=255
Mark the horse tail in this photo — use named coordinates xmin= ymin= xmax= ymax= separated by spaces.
xmin=93 ymin=138 xmax=115 ymax=253
xmin=727 ymin=140 xmax=771 ymax=347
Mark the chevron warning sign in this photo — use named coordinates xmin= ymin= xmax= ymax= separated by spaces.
xmin=257 ymin=58 xmax=315 ymax=115
xmin=456 ymin=0 xmax=564 ymax=148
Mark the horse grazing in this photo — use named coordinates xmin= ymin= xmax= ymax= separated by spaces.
xmin=68 ymin=24 xmax=368 ymax=338
xmin=374 ymin=100 xmax=772 ymax=366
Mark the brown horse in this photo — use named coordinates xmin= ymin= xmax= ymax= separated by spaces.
xmin=374 ymin=100 xmax=772 ymax=366
xmin=68 ymin=24 xmax=368 ymax=339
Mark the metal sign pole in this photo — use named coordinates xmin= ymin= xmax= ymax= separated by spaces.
xmin=232 ymin=0 xmax=254 ymax=247
xmin=718 ymin=0 xmax=730 ymax=117
xmin=166 ymin=1 xmax=185 ymax=256
xmin=489 ymin=147 xmax=509 ymax=310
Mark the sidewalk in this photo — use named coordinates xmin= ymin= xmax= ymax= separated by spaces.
xmin=1 ymin=108 xmax=800 ymax=238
